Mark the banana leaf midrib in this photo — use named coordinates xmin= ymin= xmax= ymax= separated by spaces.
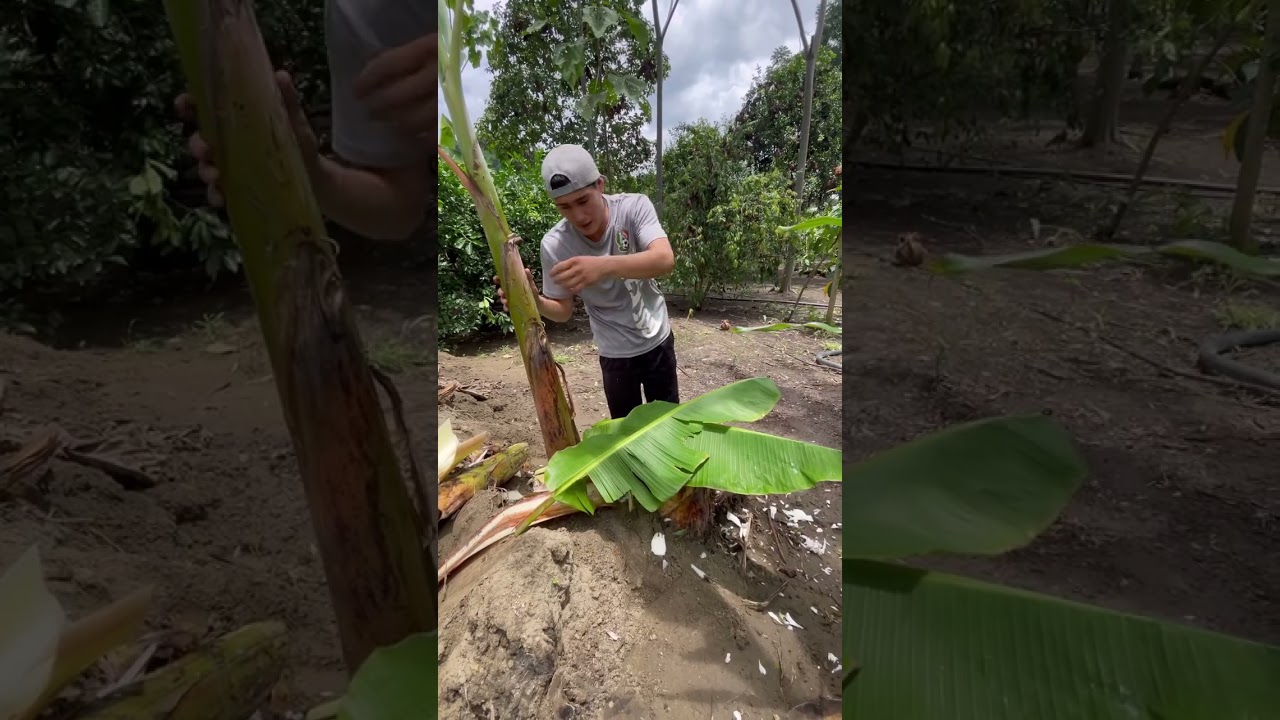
xmin=545 ymin=381 xmax=780 ymax=496
xmin=546 ymin=401 xmax=693 ymax=495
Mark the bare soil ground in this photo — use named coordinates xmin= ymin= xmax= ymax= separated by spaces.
xmin=0 ymin=245 xmax=843 ymax=718
xmin=437 ymin=289 xmax=843 ymax=719
xmin=0 ymin=258 xmax=435 ymax=713
xmin=847 ymin=82 xmax=1280 ymax=647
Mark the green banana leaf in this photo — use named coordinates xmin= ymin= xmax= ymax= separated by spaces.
xmin=1158 ymin=240 xmax=1280 ymax=276
xmin=843 ymin=560 xmax=1280 ymax=719
xmin=732 ymin=321 xmax=842 ymax=336
xmin=338 ymin=632 xmax=437 ymax=720
xmin=932 ymin=240 xmax=1280 ymax=277
xmin=845 ymin=414 xmax=1085 ymax=560
xmin=582 ymin=413 xmax=841 ymax=495
xmin=778 ymin=215 xmax=843 ymax=234
xmin=686 ymin=425 xmax=841 ymax=494
xmin=931 ymin=243 xmax=1150 ymax=273
xmin=516 ymin=378 xmax=842 ymax=531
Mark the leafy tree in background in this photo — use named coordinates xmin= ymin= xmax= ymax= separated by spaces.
xmin=699 ymin=171 xmax=792 ymax=303
xmin=843 ymin=0 xmax=1087 ymax=151
xmin=732 ymin=44 xmax=841 ymax=210
xmin=821 ymin=0 xmax=841 ymax=64
xmin=477 ymin=0 xmax=665 ymax=178
xmin=437 ymin=154 xmax=559 ymax=340
xmin=0 ymin=0 xmax=329 ymax=324
xmin=661 ymin=121 xmax=790 ymax=306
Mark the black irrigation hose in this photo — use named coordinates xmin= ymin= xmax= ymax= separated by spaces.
xmin=1197 ymin=329 xmax=1280 ymax=391
xmin=816 ymin=349 xmax=843 ymax=370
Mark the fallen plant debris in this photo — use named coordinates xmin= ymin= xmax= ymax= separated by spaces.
xmin=438 ymin=442 xmax=527 ymax=521
xmin=436 ymin=379 xmax=488 ymax=403
xmin=1 ymin=425 xmax=67 ymax=492
xmin=1 ymin=425 xmax=164 ymax=494
xmin=0 ymin=545 xmax=287 ymax=720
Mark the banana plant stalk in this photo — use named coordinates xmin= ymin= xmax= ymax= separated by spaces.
xmin=439 ymin=1 xmax=580 ymax=457
xmin=161 ymin=0 xmax=434 ymax=671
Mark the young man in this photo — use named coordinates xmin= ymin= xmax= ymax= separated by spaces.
xmin=177 ymin=3 xmax=433 ymax=241
xmin=499 ymin=144 xmax=680 ymax=420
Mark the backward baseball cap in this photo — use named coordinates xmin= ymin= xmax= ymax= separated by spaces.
xmin=542 ymin=144 xmax=601 ymax=199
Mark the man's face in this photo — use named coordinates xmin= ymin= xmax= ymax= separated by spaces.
xmin=553 ymin=179 xmax=607 ymax=237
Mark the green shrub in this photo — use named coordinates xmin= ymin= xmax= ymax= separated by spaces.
xmin=0 ymin=0 xmax=326 ymax=314
xmin=679 ymin=171 xmax=791 ymax=306
xmin=437 ymin=154 xmax=562 ymax=340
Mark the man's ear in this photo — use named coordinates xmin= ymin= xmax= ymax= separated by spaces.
xmin=596 ymin=176 xmax=607 ymax=193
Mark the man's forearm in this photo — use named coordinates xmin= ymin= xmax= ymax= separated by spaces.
xmin=310 ymin=156 xmax=427 ymax=240
xmin=603 ymin=247 xmax=674 ymax=280
xmin=535 ymin=294 xmax=575 ymax=322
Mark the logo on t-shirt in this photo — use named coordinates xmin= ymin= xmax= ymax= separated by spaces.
xmin=617 ymin=229 xmax=631 ymax=254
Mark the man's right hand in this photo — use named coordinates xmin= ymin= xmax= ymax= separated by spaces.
xmin=494 ymin=268 xmax=537 ymax=314
xmin=175 ymin=71 xmax=320 ymax=207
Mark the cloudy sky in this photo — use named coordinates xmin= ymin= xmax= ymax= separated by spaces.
xmin=440 ymin=0 xmax=822 ymax=141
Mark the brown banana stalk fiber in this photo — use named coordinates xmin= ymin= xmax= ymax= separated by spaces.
xmin=438 ymin=147 xmax=580 ymax=457
xmin=81 ymin=622 xmax=287 ymax=719
xmin=161 ymin=0 xmax=433 ymax=671
xmin=439 ymin=487 xmax=608 ymax=584
xmin=439 ymin=442 xmax=529 ymax=520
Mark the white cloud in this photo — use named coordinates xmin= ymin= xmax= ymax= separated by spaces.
xmin=440 ymin=0 xmax=819 ymax=143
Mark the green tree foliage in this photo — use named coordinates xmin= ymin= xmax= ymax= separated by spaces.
xmin=698 ymin=172 xmax=793 ymax=303
xmin=843 ymin=0 xmax=1265 ymax=152
xmin=662 ymin=121 xmax=790 ymax=306
xmin=0 ymin=0 xmax=327 ymax=317
xmin=821 ymin=0 xmax=842 ymax=63
xmin=843 ymin=0 xmax=1089 ymax=149
xmin=732 ymin=44 xmax=842 ymax=210
xmin=437 ymin=154 xmax=560 ymax=339
xmin=476 ymin=0 xmax=664 ymax=178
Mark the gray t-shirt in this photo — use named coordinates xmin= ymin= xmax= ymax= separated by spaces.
xmin=326 ymin=0 xmax=432 ymax=168
xmin=540 ymin=193 xmax=671 ymax=359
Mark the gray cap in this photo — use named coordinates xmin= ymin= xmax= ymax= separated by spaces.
xmin=541 ymin=144 xmax=601 ymax=199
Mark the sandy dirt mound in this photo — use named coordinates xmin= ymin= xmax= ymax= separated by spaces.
xmin=0 ymin=311 xmax=436 ymax=706
xmin=437 ymin=301 xmax=843 ymax=719
xmin=439 ymin=514 xmax=841 ymax=719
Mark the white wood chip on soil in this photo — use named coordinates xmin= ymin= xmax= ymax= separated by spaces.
xmin=783 ymin=508 xmax=813 ymax=526
xmin=725 ymin=652 xmax=731 ymax=663
xmin=650 ymin=532 xmax=666 ymax=557
xmin=606 ymin=630 xmax=620 ymax=641
xmin=690 ymin=564 xmax=707 ymax=580
xmin=758 ymin=660 xmax=768 ymax=675
xmin=733 ymin=712 xmax=743 ymax=720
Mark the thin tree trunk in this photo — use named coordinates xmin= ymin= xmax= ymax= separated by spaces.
xmin=1082 ymin=0 xmax=1131 ymax=147
xmin=1102 ymin=26 xmax=1236 ymax=239
xmin=1229 ymin=0 xmax=1280 ymax=253
xmin=824 ymin=263 xmax=839 ymax=325
xmin=652 ymin=0 xmax=664 ymax=215
xmin=163 ymin=0 xmax=434 ymax=672
xmin=782 ymin=0 xmax=827 ymax=294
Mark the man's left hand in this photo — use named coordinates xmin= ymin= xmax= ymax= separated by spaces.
xmin=355 ymin=33 xmax=436 ymax=141
xmin=551 ymin=256 xmax=610 ymax=294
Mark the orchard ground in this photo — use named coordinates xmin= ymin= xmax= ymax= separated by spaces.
xmin=0 ymin=233 xmax=844 ymax=718
xmin=847 ymin=78 xmax=1280 ymax=647
xmin=437 ymin=285 xmax=843 ymax=719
